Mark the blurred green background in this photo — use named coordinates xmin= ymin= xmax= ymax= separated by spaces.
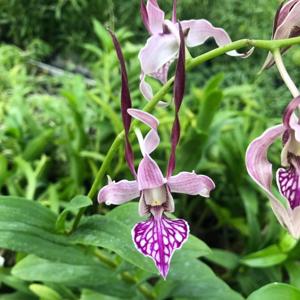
xmin=1 ymin=0 xmax=300 ymax=299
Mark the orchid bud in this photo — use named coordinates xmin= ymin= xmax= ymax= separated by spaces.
xmin=262 ymin=0 xmax=300 ymax=70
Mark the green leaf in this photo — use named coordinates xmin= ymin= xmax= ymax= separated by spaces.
xmin=239 ymin=187 xmax=261 ymax=250
xmin=12 ymin=255 xmax=134 ymax=299
xmin=80 ymin=289 xmax=122 ymax=300
xmin=155 ymin=258 xmax=244 ymax=300
xmin=279 ymin=233 xmax=297 ymax=253
xmin=0 ymin=196 xmax=97 ymax=265
xmin=56 ymin=195 xmax=92 ymax=232
xmin=247 ymin=283 xmax=300 ymax=300
xmin=285 ymin=261 xmax=300 ymax=289
xmin=241 ymin=245 xmax=287 ymax=268
xmin=0 ymin=292 xmax=36 ymax=300
xmin=92 ymin=19 xmax=113 ymax=50
xmin=0 ymin=269 xmax=31 ymax=294
xmin=23 ymin=130 xmax=54 ymax=160
xmin=197 ymin=90 xmax=223 ymax=133
xmin=203 ymin=73 xmax=224 ymax=94
xmin=29 ymin=284 xmax=62 ymax=300
xmin=0 ymin=196 xmax=56 ymax=230
xmin=70 ymin=215 xmax=157 ymax=274
xmin=205 ymin=248 xmax=240 ymax=270
xmin=0 ymin=154 xmax=8 ymax=189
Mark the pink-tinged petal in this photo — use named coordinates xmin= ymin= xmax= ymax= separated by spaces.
xmin=109 ymin=31 xmax=136 ymax=176
xmin=140 ymin=0 xmax=150 ymax=33
xmin=283 ymin=96 xmax=300 ymax=141
xmin=167 ymin=171 xmax=215 ymax=197
xmin=290 ymin=206 xmax=300 ymax=239
xmin=138 ymin=34 xmax=178 ymax=76
xmin=273 ymin=1 xmax=300 ymax=40
xmin=98 ymin=179 xmax=139 ymax=205
xmin=128 ymin=108 xmax=159 ymax=130
xmin=246 ymin=125 xmax=285 ymax=191
xmin=275 ymin=0 xmax=299 ymax=30
xmin=137 ymin=155 xmax=165 ymax=190
xmin=167 ymin=22 xmax=185 ymax=177
xmin=245 ymin=125 xmax=292 ymax=228
xmin=132 ymin=214 xmax=189 ymax=279
xmin=262 ymin=1 xmax=300 ymax=69
xmin=139 ymin=73 xmax=169 ymax=106
xmin=151 ymin=61 xmax=171 ymax=84
xmin=181 ymin=20 xmax=253 ymax=57
xmin=146 ymin=0 xmax=165 ymax=34
xmin=127 ymin=108 xmax=160 ymax=155
xmin=140 ymin=73 xmax=154 ymax=101
xmin=290 ymin=114 xmax=300 ymax=142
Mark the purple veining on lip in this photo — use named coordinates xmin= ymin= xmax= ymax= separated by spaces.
xmin=277 ymin=155 xmax=300 ymax=209
xmin=246 ymin=96 xmax=300 ymax=239
xmin=132 ymin=212 xmax=189 ymax=279
xmin=109 ymin=31 xmax=136 ymax=177
xmin=99 ymin=106 xmax=215 ymax=277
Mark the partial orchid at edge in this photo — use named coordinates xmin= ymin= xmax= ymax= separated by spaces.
xmin=246 ymin=96 xmax=300 ymax=239
xmin=139 ymin=0 xmax=253 ymax=101
xmin=262 ymin=0 xmax=300 ymax=70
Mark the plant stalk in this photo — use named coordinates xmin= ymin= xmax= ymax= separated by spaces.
xmin=71 ymin=35 xmax=300 ymax=232
xmin=273 ymin=48 xmax=300 ymax=98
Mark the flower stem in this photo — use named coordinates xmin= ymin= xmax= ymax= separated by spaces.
xmin=273 ymin=48 xmax=300 ymax=98
xmin=71 ymin=35 xmax=300 ymax=232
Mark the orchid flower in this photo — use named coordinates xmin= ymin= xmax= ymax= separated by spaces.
xmin=98 ymin=108 xmax=215 ymax=278
xmin=139 ymin=0 xmax=252 ymax=101
xmin=99 ymin=27 xmax=215 ymax=278
xmin=246 ymin=96 xmax=300 ymax=239
xmin=262 ymin=0 xmax=300 ymax=70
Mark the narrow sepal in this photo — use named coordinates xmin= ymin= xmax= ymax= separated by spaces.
xmin=109 ymin=30 xmax=136 ymax=177
xmin=167 ymin=22 xmax=185 ymax=177
xmin=132 ymin=214 xmax=189 ymax=279
xmin=172 ymin=0 xmax=177 ymax=23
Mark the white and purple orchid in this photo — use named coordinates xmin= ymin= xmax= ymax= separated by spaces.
xmin=246 ymin=96 xmax=300 ymax=239
xmin=98 ymin=108 xmax=215 ymax=278
xmin=99 ymin=27 xmax=215 ymax=278
xmin=139 ymin=0 xmax=252 ymax=100
xmin=262 ymin=0 xmax=300 ymax=70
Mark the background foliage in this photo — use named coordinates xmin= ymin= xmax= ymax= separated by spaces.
xmin=1 ymin=0 xmax=300 ymax=299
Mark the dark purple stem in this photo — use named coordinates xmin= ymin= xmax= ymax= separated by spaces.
xmin=167 ymin=22 xmax=185 ymax=178
xmin=109 ymin=30 xmax=136 ymax=177
xmin=172 ymin=0 xmax=177 ymax=23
